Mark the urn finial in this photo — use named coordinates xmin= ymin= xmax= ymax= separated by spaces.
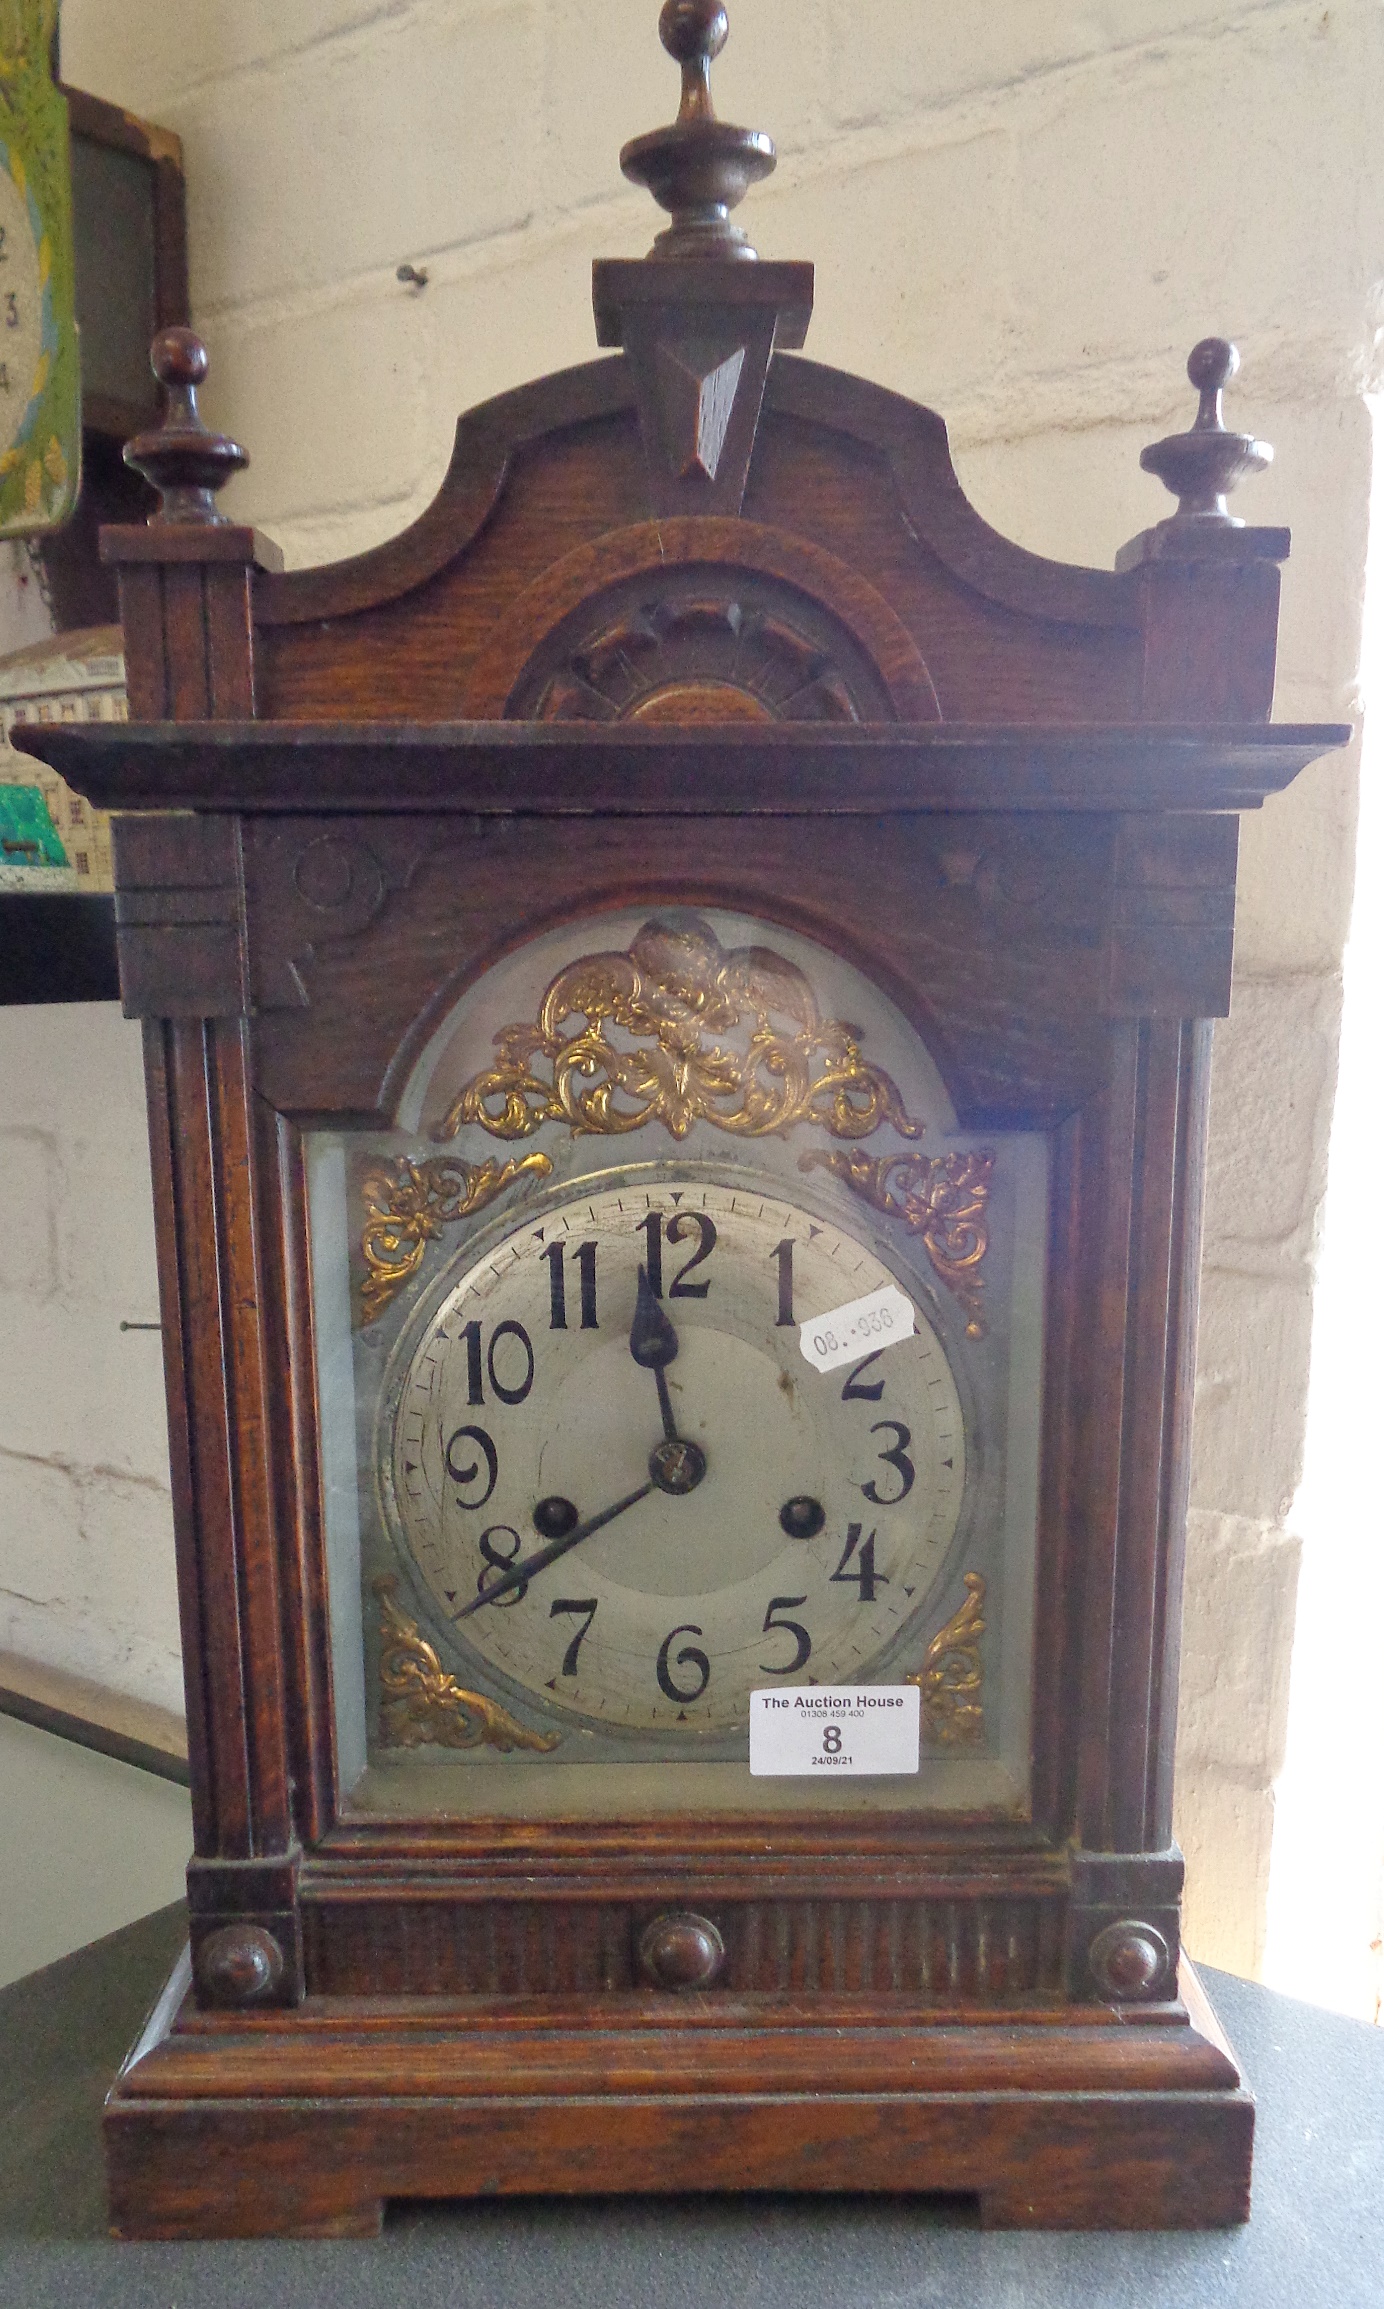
xmin=1140 ymin=338 xmax=1272 ymax=525
xmin=124 ymin=328 xmax=249 ymax=524
xmin=618 ymin=1 xmax=776 ymax=260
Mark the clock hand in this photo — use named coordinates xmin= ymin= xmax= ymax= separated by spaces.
xmin=459 ymin=1274 xmax=709 ymax=1620
xmin=629 ymin=1263 xmax=681 ymax=1446
xmin=452 ymin=1477 xmax=656 ymax=1618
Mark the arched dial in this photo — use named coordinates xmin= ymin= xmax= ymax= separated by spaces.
xmin=383 ymin=1181 xmax=966 ymax=1736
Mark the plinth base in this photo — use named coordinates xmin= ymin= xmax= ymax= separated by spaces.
xmin=104 ymin=1956 xmax=1252 ymax=2238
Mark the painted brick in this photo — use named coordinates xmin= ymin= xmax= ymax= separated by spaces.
xmin=1175 ymin=1767 xmax=1275 ymax=1978
xmin=1176 ymin=1511 xmax=1300 ymax=1780
xmin=1202 ymin=974 xmax=1340 ymax=1265
xmin=823 ymin=0 xmax=1288 ymax=130
xmin=1010 ymin=13 xmax=1384 ymax=377
xmin=207 ymin=287 xmax=430 ymax=528
xmin=756 ymin=129 xmax=1018 ymax=405
xmin=1191 ymin=1270 xmax=1316 ymax=1522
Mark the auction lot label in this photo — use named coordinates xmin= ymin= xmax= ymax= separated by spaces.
xmin=749 ymin=1685 xmax=921 ymax=1776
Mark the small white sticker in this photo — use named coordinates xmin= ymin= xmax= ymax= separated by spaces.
xmin=799 ymin=1283 xmax=916 ymax=1374
xmin=749 ymin=1685 xmax=921 ymax=1776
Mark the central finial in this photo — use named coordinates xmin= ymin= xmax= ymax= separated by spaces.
xmin=619 ymin=0 xmax=775 ymax=260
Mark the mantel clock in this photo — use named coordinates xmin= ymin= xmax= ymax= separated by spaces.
xmin=18 ymin=1 xmax=1348 ymax=2237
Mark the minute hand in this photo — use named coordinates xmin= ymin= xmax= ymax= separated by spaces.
xmin=451 ymin=1478 xmax=655 ymax=1620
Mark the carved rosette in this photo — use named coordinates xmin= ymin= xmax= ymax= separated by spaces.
xmin=799 ymin=1147 xmax=994 ymax=1338
xmin=908 ymin=1573 xmax=986 ymax=1747
xmin=360 ymin=1151 xmax=553 ymax=1325
xmin=374 ymin=1578 xmax=560 ymax=1754
xmin=530 ymin=596 xmax=864 ymax=723
xmin=436 ymin=915 xmax=923 ymax=1150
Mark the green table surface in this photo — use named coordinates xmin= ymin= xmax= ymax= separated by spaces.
xmin=2 ymin=1903 xmax=1381 ymax=2306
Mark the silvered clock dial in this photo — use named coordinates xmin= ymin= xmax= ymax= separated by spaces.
xmin=382 ymin=1179 xmax=966 ymax=1735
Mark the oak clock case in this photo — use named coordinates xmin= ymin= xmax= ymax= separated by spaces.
xmin=306 ymin=906 xmax=1045 ymax=1818
xmin=10 ymin=0 xmax=1353 ymax=2240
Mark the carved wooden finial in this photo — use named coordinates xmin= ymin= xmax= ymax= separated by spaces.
xmin=619 ymin=0 xmax=775 ymax=260
xmin=1140 ymin=338 xmax=1272 ymax=524
xmin=124 ymin=327 xmax=249 ymax=523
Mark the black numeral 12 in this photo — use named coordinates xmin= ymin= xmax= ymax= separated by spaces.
xmin=541 ymin=1238 xmax=597 ymax=1329
xmin=639 ymin=1209 xmax=716 ymax=1298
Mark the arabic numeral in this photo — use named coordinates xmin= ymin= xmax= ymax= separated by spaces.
xmin=759 ymin=1595 xmax=811 ymax=1675
xmin=549 ymin=1597 xmax=598 ymax=1675
xmin=829 ymin=1522 xmax=888 ymax=1602
xmin=542 ymin=1238 xmax=598 ymax=1329
xmin=861 ymin=1421 xmax=914 ymax=1507
xmin=638 ymin=1209 xmax=717 ymax=1299
xmin=5 ymin=291 xmax=18 ymax=328
xmin=458 ymin=1318 xmax=534 ymax=1406
xmin=444 ymin=1423 xmax=498 ymax=1511
xmin=655 ymin=1623 xmax=710 ymax=1704
xmin=841 ymin=1350 xmax=885 ymax=1403
xmin=476 ymin=1523 xmax=526 ymax=1606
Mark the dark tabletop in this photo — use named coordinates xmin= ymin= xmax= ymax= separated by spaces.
xmin=2 ymin=1903 xmax=1381 ymax=2307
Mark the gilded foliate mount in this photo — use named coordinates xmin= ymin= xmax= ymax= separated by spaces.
xmin=799 ymin=1147 xmax=994 ymax=1338
xmin=360 ymin=916 xmax=993 ymax=1335
xmin=908 ymin=1573 xmax=986 ymax=1746
xmin=435 ymin=916 xmax=923 ymax=1147
xmin=374 ymin=1578 xmax=560 ymax=1754
xmin=360 ymin=1152 xmax=553 ymax=1325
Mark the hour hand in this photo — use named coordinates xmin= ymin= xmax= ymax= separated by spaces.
xmin=630 ymin=1265 xmax=681 ymax=1445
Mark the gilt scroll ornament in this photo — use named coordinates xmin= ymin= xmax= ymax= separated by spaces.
xmin=374 ymin=1578 xmax=560 ymax=1754
xmin=908 ymin=1573 xmax=986 ymax=1747
xmin=360 ymin=1151 xmax=553 ymax=1325
xmin=799 ymin=1147 xmax=994 ymax=1337
xmin=435 ymin=916 xmax=924 ymax=1149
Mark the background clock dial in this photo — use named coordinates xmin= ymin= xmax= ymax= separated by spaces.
xmin=383 ymin=1179 xmax=967 ymax=1736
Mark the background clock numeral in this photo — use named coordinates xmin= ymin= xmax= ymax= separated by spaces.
xmin=444 ymin=1422 xmax=499 ymax=1510
xmin=459 ymin=1318 xmax=535 ymax=1406
xmin=861 ymin=1420 xmax=915 ymax=1506
xmin=829 ymin=1521 xmax=888 ymax=1601
xmin=0 ymin=226 xmax=8 ymax=259
xmin=476 ymin=1524 xmax=527 ymax=1607
xmin=4 ymin=291 xmax=17 ymax=328
xmin=0 ymin=364 xmax=10 ymax=392
xmin=541 ymin=1238 xmax=598 ymax=1330
xmin=639 ymin=1208 xmax=717 ymax=1299
xmin=655 ymin=1623 xmax=711 ymax=1704
xmin=760 ymin=1595 xmax=812 ymax=1674
xmin=771 ymin=1238 xmax=795 ymax=1326
xmin=841 ymin=1349 xmax=886 ymax=1402
xmin=549 ymin=1597 xmax=597 ymax=1674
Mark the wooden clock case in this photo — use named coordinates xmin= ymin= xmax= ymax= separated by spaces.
xmin=18 ymin=15 xmax=1347 ymax=2238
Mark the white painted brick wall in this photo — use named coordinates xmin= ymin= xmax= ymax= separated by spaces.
xmin=28 ymin=0 xmax=1377 ymax=1969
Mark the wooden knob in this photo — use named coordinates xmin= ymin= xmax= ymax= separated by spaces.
xmin=195 ymin=1923 xmax=284 ymax=2007
xmin=124 ymin=327 xmax=249 ymax=525
xmin=639 ymin=1910 xmax=726 ymax=1989
xmin=1087 ymin=1919 xmax=1169 ymax=2001
xmin=660 ymin=0 xmax=728 ymax=69
xmin=150 ymin=325 xmax=209 ymax=390
xmin=1187 ymin=334 xmax=1237 ymax=408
